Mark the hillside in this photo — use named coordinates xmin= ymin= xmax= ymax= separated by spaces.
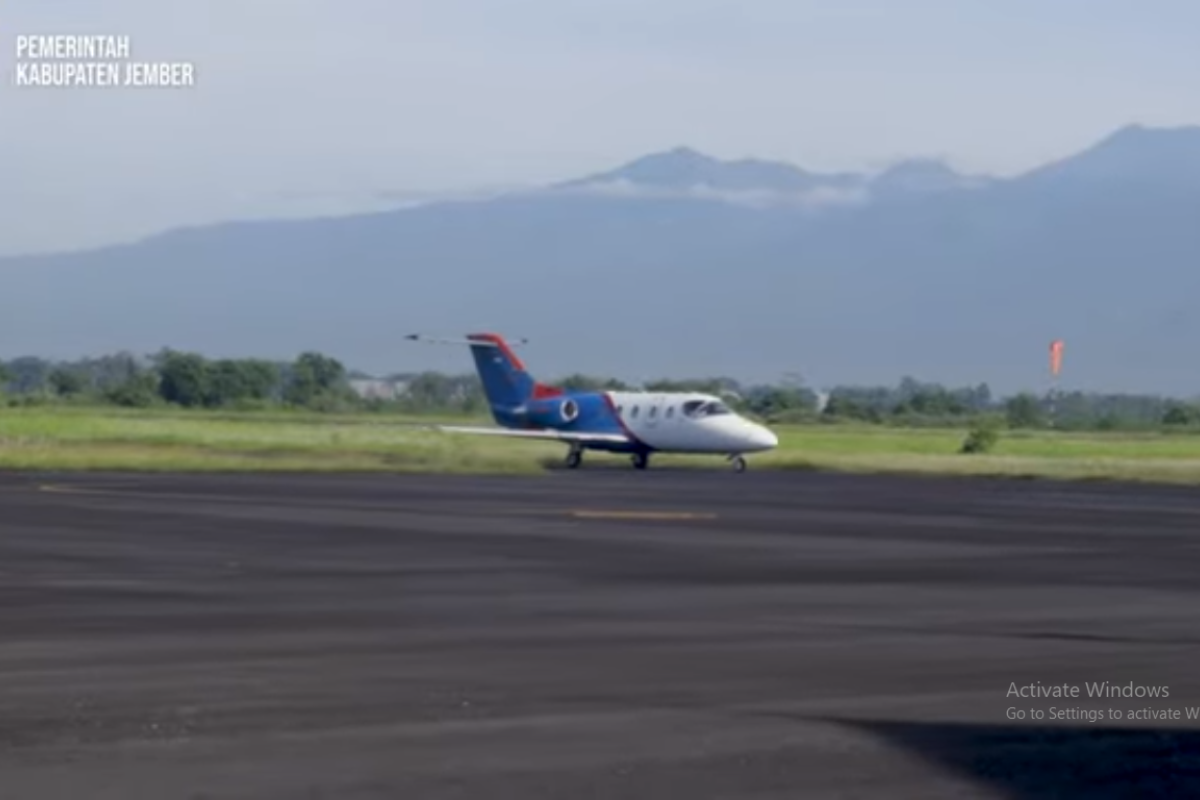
xmin=2 ymin=124 xmax=1199 ymax=394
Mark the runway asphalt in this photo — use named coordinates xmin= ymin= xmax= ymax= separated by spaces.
xmin=3 ymin=468 xmax=1200 ymax=798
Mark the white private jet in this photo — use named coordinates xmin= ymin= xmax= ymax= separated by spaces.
xmin=406 ymin=332 xmax=778 ymax=471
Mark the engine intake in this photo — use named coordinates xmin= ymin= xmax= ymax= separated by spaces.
xmin=526 ymin=397 xmax=581 ymax=426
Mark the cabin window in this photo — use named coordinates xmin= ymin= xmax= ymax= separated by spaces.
xmin=631 ymin=406 xmax=639 ymax=418
xmin=649 ymin=406 xmax=657 ymax=418
xmin=617 ymin=405 xmax=624 ymax=415
xmin=666 ymin=406 xmax=674 ymax=418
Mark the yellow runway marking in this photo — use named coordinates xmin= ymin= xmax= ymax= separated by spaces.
xmin=35 ymin=484 xmax=718 ymax=521
xmin=38 ymin=484 xmax=123 ymax=496
xmin=570 ymin=510 xmax=717 ymax=520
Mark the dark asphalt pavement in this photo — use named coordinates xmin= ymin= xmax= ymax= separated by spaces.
xmin=3 ymin=469 xmax=1200 ymax=798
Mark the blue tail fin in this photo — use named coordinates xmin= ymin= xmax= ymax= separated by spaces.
xmin=467 ymin=333 xmax=561 ymax=411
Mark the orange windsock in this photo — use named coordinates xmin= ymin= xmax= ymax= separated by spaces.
xmin=1049 ymin=339 xmax=1064 ymax=377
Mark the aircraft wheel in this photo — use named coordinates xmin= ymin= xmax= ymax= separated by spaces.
xmin=730 ymin=455 xmax=747 ymax=473
xmin=631 ymin=452 xmax=649 ymax=470
xmin=565 ymin=450 xmax=582 ymax=469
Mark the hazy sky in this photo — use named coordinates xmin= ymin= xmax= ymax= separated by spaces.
xmin=3 ymin=0 xmax=1198 ymax=255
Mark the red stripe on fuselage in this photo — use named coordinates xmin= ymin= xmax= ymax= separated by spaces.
xmin=602 ymin=392 xmax=647 ymax=448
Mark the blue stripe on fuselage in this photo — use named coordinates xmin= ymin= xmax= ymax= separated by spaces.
xmin=565 ymin=391 xmax=625 ymax=435
xmin=490 ymin=390 xmax=647 ymax=453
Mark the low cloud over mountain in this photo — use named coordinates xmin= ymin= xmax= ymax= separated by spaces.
xmin=3 ymin=124 xmax=1199 ymax=394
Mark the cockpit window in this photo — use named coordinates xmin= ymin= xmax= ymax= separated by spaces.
xmin=682 ymin=399 xmax=732 ymax=418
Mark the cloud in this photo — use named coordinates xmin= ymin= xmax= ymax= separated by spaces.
xmin=1 ymin=0 xmax=1197 ymax=254
xmin=545 ymin=178 xmax=871 ymax=209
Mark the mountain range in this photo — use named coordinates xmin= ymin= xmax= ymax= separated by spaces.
xmin=2 ymin=123 xmax=1199 ymax=394
xmin=556 ymin=145 xmax=991 ymax=204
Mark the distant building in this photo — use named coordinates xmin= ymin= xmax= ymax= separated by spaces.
xmin=348 ymin=378 xmax=407 ymax=400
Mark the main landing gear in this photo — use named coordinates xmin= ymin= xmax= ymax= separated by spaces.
xmin=565 ymin=444 xmax=583 ymax=469
xmin=563 ymin=446 xmax=649 ymax=470
xmin=564 ymin=447 xmax=746 ymax=472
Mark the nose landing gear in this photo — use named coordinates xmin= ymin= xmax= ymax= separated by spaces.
xmin=631 ymin=452 xmax=649 ymax=470
xmin=728 ymin=454 xmax=747 ymax=473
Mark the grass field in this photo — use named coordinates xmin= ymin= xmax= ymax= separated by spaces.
xmin=3 ymin=406 xmax=1200 ymax=483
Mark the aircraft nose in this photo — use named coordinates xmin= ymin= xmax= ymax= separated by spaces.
xmin=750 ymin=424 xmax=778 ymax=451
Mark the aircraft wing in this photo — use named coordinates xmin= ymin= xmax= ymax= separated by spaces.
xmin=429 ymin=425 xmax=630 ymax=444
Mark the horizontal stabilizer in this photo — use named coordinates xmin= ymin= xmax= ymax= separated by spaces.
xmin=405 ymin=334 xmax=529 ymax=348
xmin=430 ymin=424 xmax=629 ymax=444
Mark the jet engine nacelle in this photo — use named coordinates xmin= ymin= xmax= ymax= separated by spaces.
xmin=524 ymin=397 xmax=581 ymax=427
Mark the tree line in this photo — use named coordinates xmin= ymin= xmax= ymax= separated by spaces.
xmin=1 ymin=351 xmax=1198 ymax=432
xmin=0 ymin=350 xmax=351 ymax=412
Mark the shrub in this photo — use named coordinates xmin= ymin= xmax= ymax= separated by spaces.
xmin=960 ymin=417 xmax=1002 ymax=454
